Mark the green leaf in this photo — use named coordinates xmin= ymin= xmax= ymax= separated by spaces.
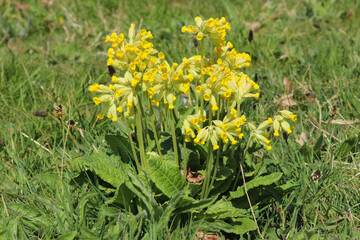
xmin=230 ymin=172 xmax=283 ymax=199
xmin=275 ymin=182 xmax=299 ymax=192
xmin=336 ymin=135 xmax=358 ymax=158
xmin=313 ymin=134 xmax=323 ymax=158
xmin=159 ymin=132 xmax=173 ymax=154
xmin=299 ymin=142 xmax=312 ymax=158
xmin=146 ymin=139 xmax=156 ymax=153
xmin=210 ymin=166 xmax=234 ymax=196
xmin=147 ymin=157 xmax=187 ymax=198
xmin=79 ymin=226 xmax=99 ymax=239
xmin=194 ymin=218 xmax=257 ymax=235
xmin=105 ymin=134 xmax=134 ymax=163
xmin=8 ymin=204 xmax=51 ymax=228
xmin=78 ymin=192 xmax=98 ymax=226
xmin=105 ymin=183 xmax=135 ymax=208
xmin=75 ymin=153 xmax=127 ymax=187
xmin=205 ymin=198 xmax=247 ymax=219
xmin=176 ymin=106 xmax=194 ymax=129
xmin=158 ymin=188 xmax=188 ymax=229
xmin=58 ymin=231 xmax=77 ymax=240
xmin=125 ymin=171 xmax=161 ymax=215
xmin=173 ymin=195 xmax=218 ymax=215
xmin=232 ymin=218 xmax=257 ymax=234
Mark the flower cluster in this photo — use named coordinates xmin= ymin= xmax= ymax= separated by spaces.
xmin=90 ymin=17 xmax=297 ymax=152
xmin=181 ymin=17 xmax=230 ymax=45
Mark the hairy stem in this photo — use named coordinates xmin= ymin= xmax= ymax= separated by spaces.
xmin=125 ymin=121 xmax=141 ymax=172
xmin=149 ymin=103 xmax=162 ymax=157
xmin=136 ymin=107 xmax=147 ymax=169
xmin=170 ymin=109 xmax=179 ymax=166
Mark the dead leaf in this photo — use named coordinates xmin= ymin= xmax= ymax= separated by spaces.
xmin=275 ymin=93 xmax=297 ymax=109
xmin=42 ymin=0 xmax=54 ymax=8
xmin=195 ymin=231 xmax=229 ymax=240
xmin=14 ymin=2 xmax=29 ymax=11
xmin=279 ymin=51 xmax=288 ymax=60
xmin=7 ymin=39 xmax=28 ymax=55
xmin=273 ymin=205 xmax=282 ymax=213
xmin=329 ymin=119 xmax=360 ymax=125
xmin=33 ymin=110 xmax=48 ymax=118
xmin=186 ymin=170 xmax=204 ymax=183
xmin=250 ymin=22 xmax=261 ymax=32
xmin=243 ymin=22 xmax=261 ymax=32
xmin=346 ymin=9 xmax=354 ymax=19
xmin=181 ymin=166 xmax=205 ymax=183
xmin=295 ymin=132 xmax=308 ymax=146
xmin=283 ymin=76 xmax=292 ymax=92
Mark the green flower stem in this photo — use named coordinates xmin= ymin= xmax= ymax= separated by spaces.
xmin=188 ymin=90 xmax=192 ymax=107
xmin=216 ymin=96 xmax=221 ymax=120
xmin=138 ymin=95 xmax=151 ymax=145
xmin=136 ymin=109 xmax=147 ymax=169
xmin=201 ymin=141 xmax=213 ymax=199
xmin=200 ymin=39 xmax=205 ymax=127
xmin=170 ymin=109 xmax=179 ymax=166
xmin=252 ymin=154 xmax=265 ymax=177
xmin=163 ymin=104 xmax=168 ymax=132
xmin=202 ymin=110 xmax=214 ymax=199
xmin=149 ymin=104 xmax=162 ymax=157
xmin=208 ymin=141 xmax=222 ymax=197
xmin=125 ymin=121 xmax=141 ymax=172
xmin=196 ymin=91 xmax=199 ymax=113
xmin=227 ymin=143 xmax=264 ymax=239
xmin=183 ymin=139 xmax=187 ymax=176
xmin=232 ymin=144 xmax=249 ymax=191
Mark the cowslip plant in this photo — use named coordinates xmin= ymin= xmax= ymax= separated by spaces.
xmin=85 ymin=17 xmax=298 ymax=237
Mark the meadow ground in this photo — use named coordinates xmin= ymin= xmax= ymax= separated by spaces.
xmin=1 ymin=0 xmax=359 ymax=239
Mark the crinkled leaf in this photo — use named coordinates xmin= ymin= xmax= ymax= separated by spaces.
xmin=158 ymin=188 xmax=189 ymax=229
xmin=78 ymin=192 xmax=98 ymax=226
xmin=210 ymin=166 xmax=234 ymax=196
xmin=105 ymin=183 xmax=135 ymax=208
xmin=173 ymin=195 xmax=218 ymax=215
xmin=125 ymin=171 xmax=161 ymax=216
xmin=232 ymin=218 xmax=258 ymax=234
xmin=159 ymin=132 xmax=173 ymax=153
xmin=105 ymin=134 xmax=134 ymax=163
xmin=205 ymin=198 xmax=247 ymax=219
xmin=193 ymin=219 xmax=255 ymax=235
xmin=230 ymin=172 xmax=283 ymax=199
xmin=147 ymin=157 xmax=187 ymax=198
xmin=75 ymin=152 xmax=127 ymax=187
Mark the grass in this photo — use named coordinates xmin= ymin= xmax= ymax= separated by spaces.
xmin=1 ymin=0 xmax=359 ymax=239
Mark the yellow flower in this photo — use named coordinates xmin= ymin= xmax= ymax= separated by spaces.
xmin=211 ymin=105 xmax=219 ymax=111
xmin=158 ymin=52 xmax=165 ymax=59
